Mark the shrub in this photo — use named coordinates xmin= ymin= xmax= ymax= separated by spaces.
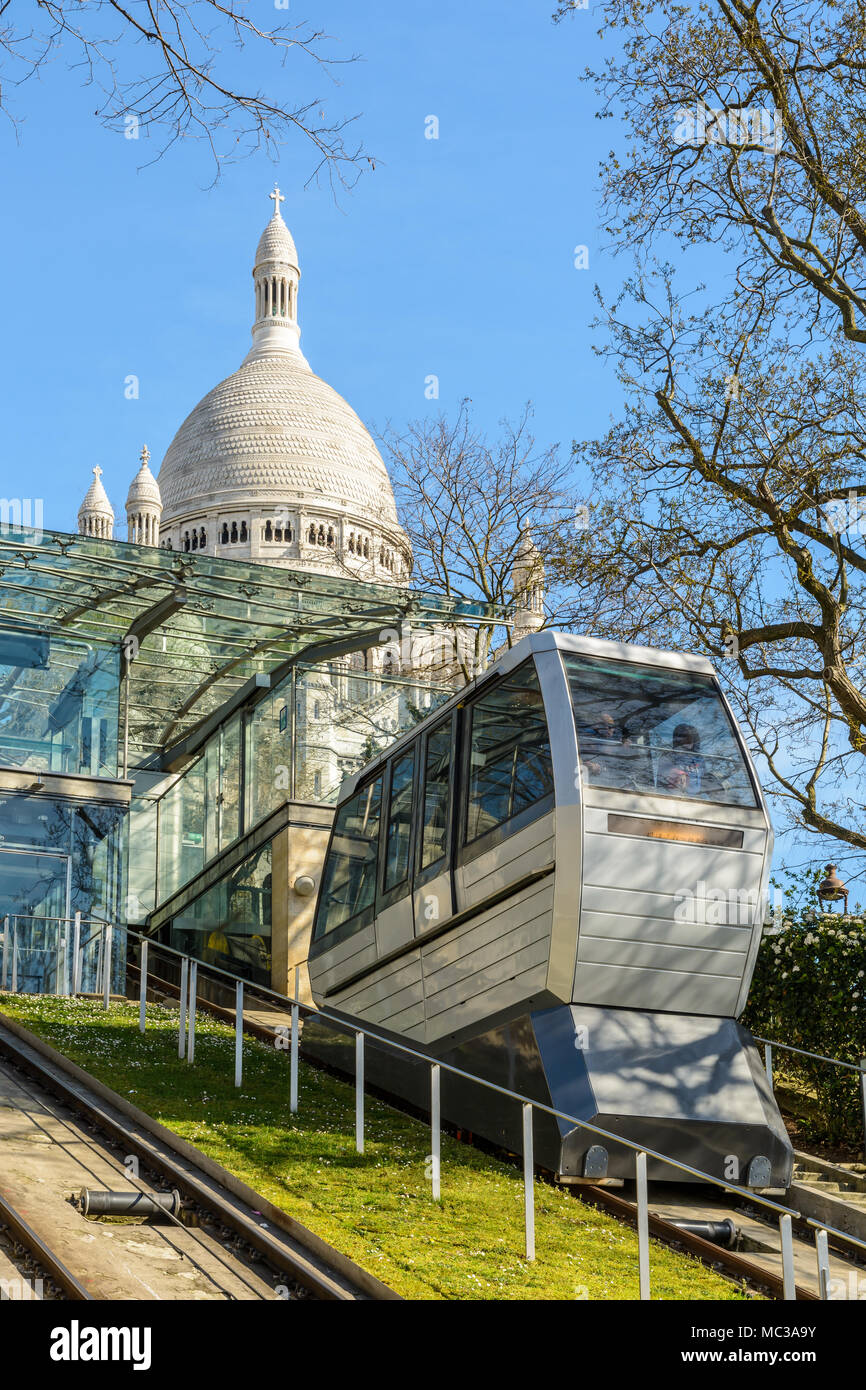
xmin=743 ymin=911 xmax=866 ymax=1146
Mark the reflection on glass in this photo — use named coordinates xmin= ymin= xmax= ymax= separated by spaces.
xmin=314 ymin=776 xmax=382 ymax=939
xmin=465 ymin=659 xmax=554 ymax=843
xmin=0 ymin=634 xmax=119 ymax=776
xmin=384 ymin=750 xmax=415 ymax=892
xmin=565 ymin=654 xmax=758 ymax=808
xmin=168 ymin=842 xmax=272 ymax=987
xmin=420 ymin=720 xmax=452 ymax=870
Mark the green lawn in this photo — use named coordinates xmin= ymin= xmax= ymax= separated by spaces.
xmin=0 ymin=993 xmax=754 ymax=1302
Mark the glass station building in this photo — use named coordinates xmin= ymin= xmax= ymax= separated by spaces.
xmin=0 ymin=526 xmax=494 ymax=994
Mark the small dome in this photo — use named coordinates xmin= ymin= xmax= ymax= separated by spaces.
xmin=126 ymin=446 xmax=162 ymax=510
xmin=78 ymin=467 xmax=114 ymax=522
xmin=255 ymin=212 xmax=298 ymax=269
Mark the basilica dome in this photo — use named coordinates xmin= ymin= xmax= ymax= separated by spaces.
xmin=154 ymin=187 xmax=410 ymax=581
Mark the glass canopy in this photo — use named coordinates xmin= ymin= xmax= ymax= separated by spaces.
xmin=0 ymin=528 xmax=501 ymax=771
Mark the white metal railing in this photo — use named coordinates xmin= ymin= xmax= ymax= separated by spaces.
xmin=2 ymin=913 xmax=865 ymax=1301
xmin=757 ymin=1036 xmax=866 ymax=1161
xmin=0 ymin=913 xmax=116 ymax=1002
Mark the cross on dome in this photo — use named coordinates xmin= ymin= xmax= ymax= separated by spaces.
xmin=269 ymin=184 xmax=285 ymax=219
xmin=93 ymin=466 xmax=103 ymax=480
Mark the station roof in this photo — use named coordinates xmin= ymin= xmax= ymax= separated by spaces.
xmin=0 ymin=529 xmax=502 ymax=764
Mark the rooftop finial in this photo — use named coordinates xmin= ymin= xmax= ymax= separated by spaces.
xmin=93 ymin=465 xmax=103 ymax=480
xmin=140 ymin=444 xmax=150 ymax=468
xmin=269 ymin=184 xmax=285 ymax=219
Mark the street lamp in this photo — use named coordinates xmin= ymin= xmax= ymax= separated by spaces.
xmin=817 ymin=864 xmax=849 ymax=914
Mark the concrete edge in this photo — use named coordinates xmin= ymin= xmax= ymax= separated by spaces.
xmin=0 ymin=1007 xmax=402 ymax=1302
xmin=788 ymin=1181 xmax=866 ymax=1243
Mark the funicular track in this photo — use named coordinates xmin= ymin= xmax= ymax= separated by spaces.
xmin=0 ymin=1015 xmax=398 ymax=1302
xmin=125 ymin=963 xmax=866 ymax=1300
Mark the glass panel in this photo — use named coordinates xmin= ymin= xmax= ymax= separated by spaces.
xmin=245 ymin=693 xmax=288 ymax=830
xmin=465 ymin=660 xmax=553 ymax=844
xmin=420 ymin=720 xmax=452 ymax=870
xmin=314 ymin=775 xmax=383 ymax=939
xmin=219 ymin=714 xmax=242 ymax=848
xmin=168 ymin=842 xmax=273 ymax=988
xmin=564 ymin=654 xmax=758 ymax=808
xmin=0 ymin=632 xmax=119 ymax=776
xmin=384 ymin=749 xmax=415 ymax=892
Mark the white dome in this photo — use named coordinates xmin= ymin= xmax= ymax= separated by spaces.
xmin=126 ymin=448 xmax=162 ymax=509
xmin=158 ymin=353 xmax=400 ymax=524
xmin=155 ymin=188 xmax=410 ymax=581
xmin=255 ymin=214 xmax=298 ymax=269
xmin=78 ymin=467 xmax=114 ymax=522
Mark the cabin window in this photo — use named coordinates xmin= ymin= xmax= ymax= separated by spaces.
xmin=565 ymin=654 xmax=759 ymax=808
xmin=420 ymin=720 xmax=452 ymax=870
xmin=313 ymin=775 xmax=383 ymax=940
xmin=465 ymin=660 xmax=554 ymax=844
xmin=383 ymin=749 xmax=415 ymax=893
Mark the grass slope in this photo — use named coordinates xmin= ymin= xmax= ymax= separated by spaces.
xmin=0 ymin=994 xmax=752 ymax=1302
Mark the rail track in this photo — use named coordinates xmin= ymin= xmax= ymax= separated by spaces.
xmin=133 ymin=966 xmax=864 ymax=1302
xmin=0 ymin=1017 xmax=397 ymax=1302
xmin=8 ymin=973 xmax=865 ymax=1302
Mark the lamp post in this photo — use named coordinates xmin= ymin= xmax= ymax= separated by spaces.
xmin=817 ymin=864 xmax=849 ymax=914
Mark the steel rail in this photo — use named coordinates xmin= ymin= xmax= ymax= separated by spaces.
xmin=0 ymin=1022 xmax=394 ymax=1302
xmin=0 ymin=1189 xmax=94 ymax=1301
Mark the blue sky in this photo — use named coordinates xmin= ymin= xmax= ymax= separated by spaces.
xmin=0 ymin=1 xmax=614 ymax=532
xmin=1 ymin=1 xmax=847 ymax=886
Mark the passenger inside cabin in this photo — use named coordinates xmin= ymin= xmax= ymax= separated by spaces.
xmin=580 ymin=710 xmax=649 ymax=790
xmin=655 ymin=723 xmax=704 ymax=796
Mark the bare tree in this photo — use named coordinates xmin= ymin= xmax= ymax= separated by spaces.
xmin=381 ymin=401 xmax=590 ymax=683
xmin=552 ymin=0 xmax=866 ymax=864
xmin=1 ymin=0 xmax=369 ymax=184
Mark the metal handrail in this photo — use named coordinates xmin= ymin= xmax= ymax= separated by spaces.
xmin=2 ymin=914 xmax=862 ymax=1298
xmin=754 ymin=1035 xmax=866 ymax=1075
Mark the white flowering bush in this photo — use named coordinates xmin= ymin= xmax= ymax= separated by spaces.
xmin=743 ymin=909 xmax=866 ymax=1144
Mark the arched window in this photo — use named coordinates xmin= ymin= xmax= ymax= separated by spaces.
xmin=221 ymin=523 xmax=229 ymax=545
xmin=240 ymin=521 xmax=248 ymax=542
xmin=264 ymin=520 xmax=273 ymax=542
xmin=308 ymin=523 xmax=316 ymax=544
xmin=191 ymin=530 xmax=198 ymax=550
xmin=327 ymin=527 xmax=334 ymax=547
xmin=230 ymin=521 xmax=238 ymax=543
xmin=317 ymin=525 xmax=325 ymax=546
xmin=200 ymin=528 xmax=206 ymax=548
xmin=348 ymin=534 xmax=355 ymax=554
xmin=364 ymin=538 xmax=370 ymax=558
xmin=183 ymin=531 xmax=190 ymax=552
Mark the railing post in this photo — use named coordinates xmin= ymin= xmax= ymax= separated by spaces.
xmin=636 ymin=1150 xmax=651 ymax=1300
xmin=178 ymin=957 xmax=188 ymax=1059
xmin=11 ymin=918 xmax=18 ymax=994
xmin=139 ymin=939 xmax=148 ymax=1033
xmin=522 ymin=1102 xmax=535 ymax=1261
xmin=2 ymin=915 xmax=9 ymax=990
xmin=289 ymin=967 xmax=299 ymax=1113
xmin=234 ymin=981 xmax=244 ymax=1088
xmin=860 ymin=1057 xmax=866 ymax=1164
xmin=58 ymin=920 xmax=67 ymax=996
xmin=102 ymin=924 xmax=112 ymax=1010
xmin=186 ymin=961 xmax=197 ymax=1064
xmin=430 ymin=1063 xmax=441 ymax=1201
xmin=355 ymin=1032 xmax=365 ymax=1154
xmin=764 ymin=1042 xmax=773 ymax=1091
xmin=815 ymin=1228 xmax=830 ymax=1300
xmin=72 ymin=912 xmax=81 ymax=996
xmin=779 ymin=1214 xmax=796 ymax=1300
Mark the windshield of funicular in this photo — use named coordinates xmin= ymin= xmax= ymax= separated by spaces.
xmin=564 ymin=654 xmax=758 ymax=809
